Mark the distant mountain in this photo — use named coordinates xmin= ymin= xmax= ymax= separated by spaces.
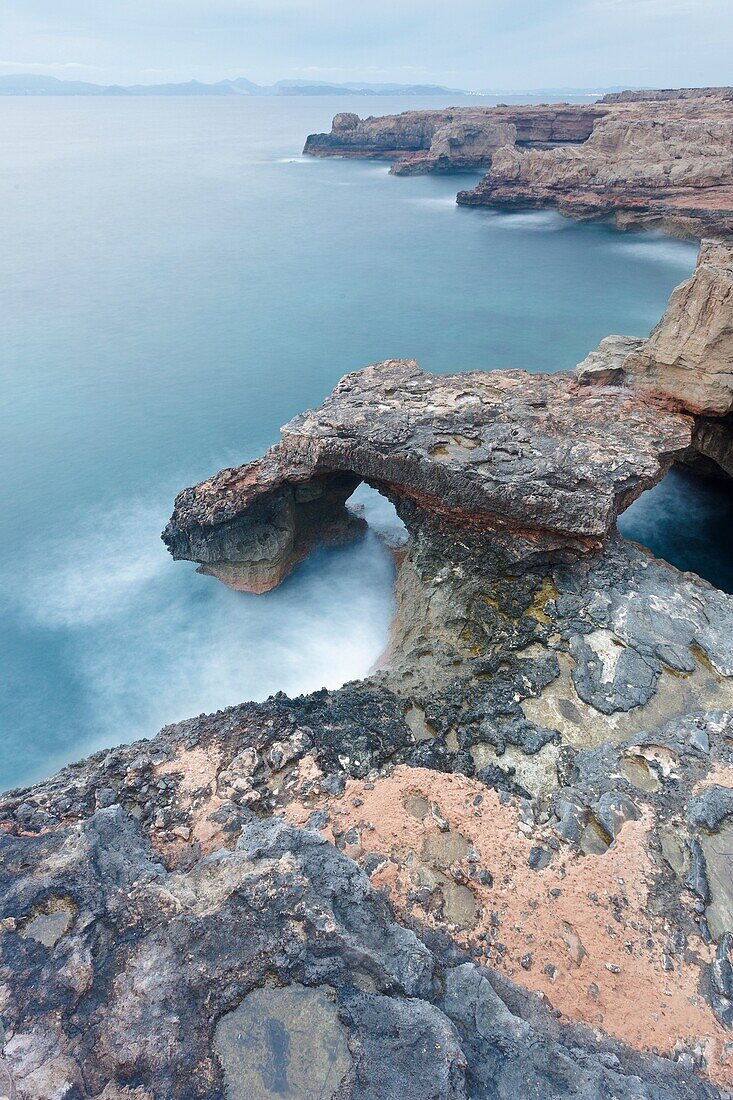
xmin=0 ymin=74 xmax=121 ymax=95
xmin=0 ymin=73 xmax=465 ymax=97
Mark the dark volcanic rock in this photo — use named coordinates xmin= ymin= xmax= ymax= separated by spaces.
xmin=0 ymin=810 xmax=720 ymax=1099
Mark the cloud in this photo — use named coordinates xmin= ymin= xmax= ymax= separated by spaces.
xmin=0 ymin=0 xmax=730 ymax=98
xmin=0 ymin=59 xmax=95 ymax=70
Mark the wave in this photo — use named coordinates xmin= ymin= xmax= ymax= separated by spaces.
xmin=409 ymin=195 xmax=459 ymax=210
xmin=487 ymin=210 xmax=568 ymax=231
xmin=611 ymin=236 xmax=698 ymax=269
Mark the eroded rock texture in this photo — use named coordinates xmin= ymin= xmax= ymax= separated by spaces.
xmin=623 ymin=240 xmax=733 ymax=416
xmin=163 ymin=360 xmax=691 ymax=588
xmin=457 ymin=106 xmax=733 ymax=237
xmin=304 ymin=89 xmax=733 ymax=237
xmin=576 ymin=240 xmax=733 ymax=479
xmin=304 ymin=105 xmax=603 ymax=175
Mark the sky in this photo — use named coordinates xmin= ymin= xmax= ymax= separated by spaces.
xmin=0 ymin=0 xmax=731 ymax=90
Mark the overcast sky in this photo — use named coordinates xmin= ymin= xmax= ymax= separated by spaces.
xmin=1 ymin=0 xmax=730 ymax=89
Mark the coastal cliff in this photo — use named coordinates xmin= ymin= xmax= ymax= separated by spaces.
xmin=303 ymin=104 xmax=603 ymax=174
xmin=304 ymin=90 xmax=733 ymax=237
xmin=3 ymin=234 xmax=733 ymax=1097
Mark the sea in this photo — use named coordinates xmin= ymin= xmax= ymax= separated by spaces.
xmin=1 ymin=95 xmax=729 ymax=791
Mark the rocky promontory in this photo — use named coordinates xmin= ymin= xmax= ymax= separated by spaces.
xmin=304 ymin=89 xmax=733 ymax=237
xmin=304 ymin=104 xmax=603 ymax=174
xmin=3 ymin=236 xmax=733 ymax=1097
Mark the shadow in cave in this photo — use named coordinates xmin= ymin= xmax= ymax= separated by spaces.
xmin=618 ymin=466 xmax=733 ymax=594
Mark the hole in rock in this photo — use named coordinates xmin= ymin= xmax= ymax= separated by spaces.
xmin=345 ymin=482 xmax=408 ymax=556
xmin=214 ymin=984 xmax=351 ymax=1099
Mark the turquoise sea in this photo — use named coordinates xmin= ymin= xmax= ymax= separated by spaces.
xmin=1 ymin=96 xmax=729 ymax=791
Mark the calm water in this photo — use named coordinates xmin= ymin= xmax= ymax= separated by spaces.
xmin=1 ymin=96 xmax=725 ymax=791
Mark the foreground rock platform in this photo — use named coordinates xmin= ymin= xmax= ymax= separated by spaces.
xmin=304 ymin=89 xmax=733 ymax=238
xmin=3 ymin=528 xmax=733 ymax=1093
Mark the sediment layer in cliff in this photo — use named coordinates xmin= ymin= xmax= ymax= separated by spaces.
xmin=303 ymin=104 xmax=604 ymax=174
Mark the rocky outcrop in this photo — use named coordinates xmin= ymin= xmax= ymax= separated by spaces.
xmin=164 ymin=467 xmax=365 ymax=592
xmin=303 ymin=104 xmax=604 ymax=174
xmin=576 ymin=240 xmax=733 ymax=479
xmin=622 ymin=240 xmax=733 ymax=415
xmin=5 ymin=100 xmax=733 ymax=1099
xmin=457 ymin=105 xmax=733 ymax=237
xmin=163 ymin=360 xmax=691 ymax=587
xmin=601 ymin=88 xmax=733 ymax=104
xmin=3 ymin=523 xmax=733 ymax=1094
xmin=2 ymin=776 xmax=724 ymax=1099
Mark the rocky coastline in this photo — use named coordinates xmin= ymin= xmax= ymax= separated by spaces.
xmin=304 ymin=89 xmax=733 ymax=238
xmin=3 ymin=97 xmax=733 ymax=1100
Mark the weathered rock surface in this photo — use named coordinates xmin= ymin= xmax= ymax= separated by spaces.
xmin=622 ymin=240 xmax=733 ymax=415
xmin=1 ymin=802 xmax=720 ymax=1099
xmin=601 ymin=88 xmax=733 ymax=104
xmin=165 ymin=468 xmax=365 ymax=593
xmin=163 ymin=360 xmax=691 ymax=588
xmin=575 ymin=241 xmax=733 ymax=479
xmin=303 ymin=105 xmax=603 ymax=174
xmin=7 ymin=365 xmax=733 ymax=1094
xmin=457 ymin=105 xmax=733 ymax=237
xmin=3 ymin=540 xmax=733 ymax=1094
xmin=5 ymin=98 xmax=733 ymax=1098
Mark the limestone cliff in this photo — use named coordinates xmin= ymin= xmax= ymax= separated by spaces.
xmin=304 ymin=91 xmax=733 ymax=237
xmin=457 ymin=107 xmax=733 ymax=237
xmin=623 ymin=240 xmax=733 ymax=416
xmin=576 ymin=240 xmax=733 ymax=477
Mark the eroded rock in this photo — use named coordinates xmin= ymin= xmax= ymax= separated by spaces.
xmin=163 ymin=360 xmax=691 ymax=586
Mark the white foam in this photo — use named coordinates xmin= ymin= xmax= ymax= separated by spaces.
xmin=18 ymin=498 xmax=169 ymax=628
xmin=11 ymin=491 xmax=397 ymax=758
xmin=488 ymin=210 xmax=568 ymax=231
xmin=409 ymin=195 xmax=459 ymax=210
xmin=611 ymin=236 xmax=698 ymax=269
